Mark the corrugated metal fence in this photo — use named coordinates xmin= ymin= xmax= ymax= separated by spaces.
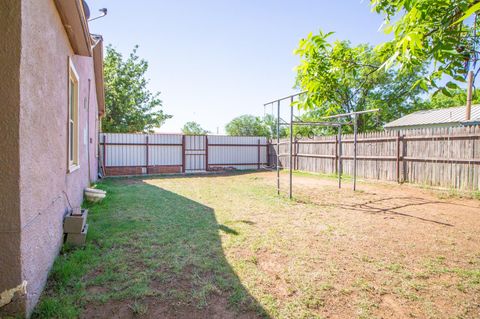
xmin=272 ymin=126 xmax=480 ymax=191
xmin=99 ymin=133 xmax=268 ymax=176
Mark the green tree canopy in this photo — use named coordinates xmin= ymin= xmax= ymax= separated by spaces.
xmin=294 ymin=31 xmax=426 ymax=132
xmin=420 ymin=89 xmax=480 ymax=109
xmin=371 ymin=0 xmax=480 ymax=95
xmin=181 ymin=121 xmax=209 ymax=135
xmin=102 ymin=45 xmax=171 ymax=132
xmin=262 ymin=114 xmax=288 ymax=139
xmin=225 ymin=115 xmax=271 ymax=137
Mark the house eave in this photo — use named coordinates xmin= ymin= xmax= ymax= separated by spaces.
xmin=92 ymin=36 xmax=105 ymax=117
xmin=54 ymin=0 xmax=92 ymax=57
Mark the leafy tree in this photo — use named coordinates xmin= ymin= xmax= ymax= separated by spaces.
xmin=102 ymin=45 xmax=171 ymax=132
xmin=294 ymin=31 xmax=426 ymax=132
xmin=371 ymin=0 xmax=480 ymax=95
xmin=225 ymin=115 xmax=271 ymax=137
xmin=181 ymin=121 xmax=208 ymax=135
xmin=420 ymin=89 xmax=480 ymax=109
xmin=262 ymin=114 xmax=288 ymax=139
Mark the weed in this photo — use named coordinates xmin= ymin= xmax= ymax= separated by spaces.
xmin=128 ymin=301 xmax=148 ymax=316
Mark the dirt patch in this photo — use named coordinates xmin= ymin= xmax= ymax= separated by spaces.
xmin=144 ymin=295 xmax=258 ymax=319
xmin=86 ymin=286 xmax=109 ymax=295
xmin=261 ymin=172 xmax=480 ymax=318
xmin=80 ymin=300 xmax=134 ymax=319
xmin=81 ymin=295 xmax=259 ymax=319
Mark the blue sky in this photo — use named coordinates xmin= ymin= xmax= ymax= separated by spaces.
xmin=88 ymin=0 xmax=390 ymax=133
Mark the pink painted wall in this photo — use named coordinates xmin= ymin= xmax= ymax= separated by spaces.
xmin=2 ymin=0 xmax=101 ymax=315
xmin=0 ymin=0 xmax=23 ymax=315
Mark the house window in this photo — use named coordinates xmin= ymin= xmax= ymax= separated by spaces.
xmin=68 ymin=60 xmax=79 ymax=172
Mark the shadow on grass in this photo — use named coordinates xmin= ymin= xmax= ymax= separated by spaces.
xmin=32 ymin=178 xmax=268 ymax=318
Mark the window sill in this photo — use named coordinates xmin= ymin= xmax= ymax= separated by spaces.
xmin=68 ymin=165 xmax=80 ymax=174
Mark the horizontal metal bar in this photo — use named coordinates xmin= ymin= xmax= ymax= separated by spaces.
xmin=208 ymin=163 xmax=268 ymax=166
xmin=100 ymin=142 xmax=182 ymax=146
xmin=208 ymin=144 xmax=268 ymax=147
xmin=322 ymin=109 xmax=379 ymax=119
xmin=292 ymin=121 xmax=341 ymax=126
xmin=264 ymin=91 xmax=307 ymax=105
xmin=105 ymin=164 xmax=182 ymax=168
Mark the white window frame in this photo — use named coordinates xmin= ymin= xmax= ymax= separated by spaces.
xmin=68 ymin=58 xmax=80 ymax=173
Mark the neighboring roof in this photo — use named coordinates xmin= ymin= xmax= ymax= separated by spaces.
xmin=54 ymin=0 xmax=92 ymax=56
xmin=384 ymin=105 xmax=480 ymax=128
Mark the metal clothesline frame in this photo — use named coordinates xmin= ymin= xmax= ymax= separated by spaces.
xmin=264 ymin=92 xmax=379 ymax=199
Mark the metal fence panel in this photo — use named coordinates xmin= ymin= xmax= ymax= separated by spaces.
xmin=99 ymin=133 xmax=269 ymax=176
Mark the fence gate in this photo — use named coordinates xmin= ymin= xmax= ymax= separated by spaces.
xmin=184 ymin=135 xmax=207 ymax=172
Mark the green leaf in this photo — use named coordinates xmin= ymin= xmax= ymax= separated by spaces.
xmin=446 ymin=81 xmax=460 ymax=90
xmin=441 ymin=87 xmax=453 ymax=97
xmin=453 ymin=2 xmax=480 ymax=25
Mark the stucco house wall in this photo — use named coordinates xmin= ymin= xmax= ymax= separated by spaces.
xmin=0 ymin=0 xmax=23 ymax=315
xmin=1 ymin=0 xmax=101 ymax=316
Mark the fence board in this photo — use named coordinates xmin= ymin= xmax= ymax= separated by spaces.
xmin=271 ymin=126 xmax=480 ymax=191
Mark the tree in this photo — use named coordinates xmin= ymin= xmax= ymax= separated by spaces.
xmin=181 ymin=121 xmax=208 ymax=135
xmin=225 ymin=115 xmax=271 ymax=137
xmin=294 ymin=31 xmax=426 ymax=132
xmin=420 ymin=89 xmax=480 ymax=109
xmin=102 ymin=45 xmax=171 ymax=132
xmin=371 ymin=0 xmax=480 ymax=95
xmin=262 ymin=114 xmax=288 ymax=139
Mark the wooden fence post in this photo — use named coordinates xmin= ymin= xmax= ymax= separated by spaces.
xmin=266 ymin=140 xmax=270 ymax=166
xmin=402 ymin=134 xmax=407 ymax=183
xmin=396 ymin=131 xmax=400 ymax=183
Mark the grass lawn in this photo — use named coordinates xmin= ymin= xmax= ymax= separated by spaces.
xmin=32 ymin=171 xmax=480 ymax=318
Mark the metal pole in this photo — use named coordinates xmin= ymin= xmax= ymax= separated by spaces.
xmin=337 ymin=125 xmax=342 ymax=189
xmin=276 ymin=100 xmax=280 ymax=195
xmin=353 ymin=114 xmax=357 ymax=191
xmin=289 ymin=96 xmax=294 ymax=199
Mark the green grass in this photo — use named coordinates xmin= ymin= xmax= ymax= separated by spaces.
xmin=33 ymin=175 xmax=270 ymax=318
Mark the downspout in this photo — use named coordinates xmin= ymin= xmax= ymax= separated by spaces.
xmin=87 ymin=79 xmax=91 ymax=182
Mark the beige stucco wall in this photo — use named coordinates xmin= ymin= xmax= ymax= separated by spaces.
xmin=0 ymin=0 xmax=24 ymax=314
xmin=0 ymin=0 xmax=99 ymax=316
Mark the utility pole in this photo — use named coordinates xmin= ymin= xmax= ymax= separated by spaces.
xmin=466 ymin=70 xmax=474 ymax=121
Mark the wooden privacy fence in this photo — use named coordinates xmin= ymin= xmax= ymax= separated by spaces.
xmin=271 ymin=126 xmax=480 ymax=191
xmin=99 ymin=133 xmax=268 ymax=176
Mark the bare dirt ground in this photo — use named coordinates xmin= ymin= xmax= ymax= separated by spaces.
xmin=259 ymin=172 xmax=480 ymax=318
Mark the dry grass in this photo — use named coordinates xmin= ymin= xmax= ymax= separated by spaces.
xmin=33 ymin=171 xmax=480 ymax=318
